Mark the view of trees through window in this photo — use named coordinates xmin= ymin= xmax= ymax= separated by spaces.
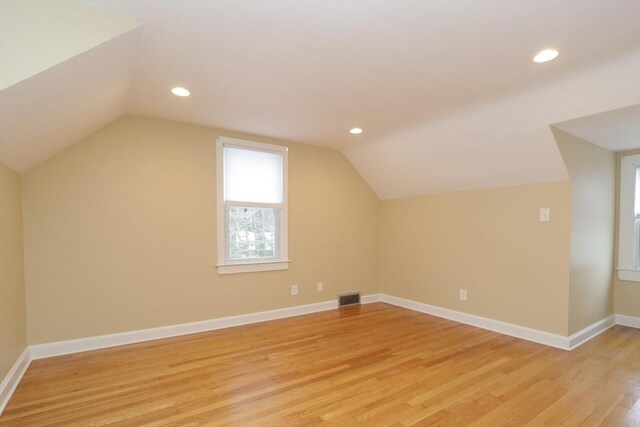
xmin=227 ymin=207 xmax=277 ymax=260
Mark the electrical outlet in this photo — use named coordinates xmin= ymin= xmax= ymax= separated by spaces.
xmin=459 ymin=289 xmax=467 ymax=301
xmin=316 ymin=282 xmax=323 ymax=292
xmin=539 ymin=208 xmax=550 ymax=222
xmin=291 ymin=284 xmax=298 ymax=296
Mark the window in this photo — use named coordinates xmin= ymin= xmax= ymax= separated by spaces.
xmin=617 ymin=153 xmax=640 ymax=282
xmin=216 ymin=136 xmax=289 ymax=274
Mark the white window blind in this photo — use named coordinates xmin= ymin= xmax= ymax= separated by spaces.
xmin=223 ymin=146 xmax=283 ymax=204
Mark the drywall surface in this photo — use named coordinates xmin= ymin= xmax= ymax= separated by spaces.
xmin=613 ymin=148 xmax=640 ymax=318
xmin=0 ymin=162 xmax=27 ymax=379
xmin=380 ymin=182 xmax=571 ymax=335
xmin=0 ymin=0 xmax=138 ymax=90
xmin=554 ymin=128 xmax=616 ymax=334
xmin=22 ymin=116 xmax=380 ymax=344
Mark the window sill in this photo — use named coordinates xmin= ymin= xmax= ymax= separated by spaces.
xmin=617 ymin=269 xmax=640 ymax=282
xmin=217 ymin=260 xmax=290 ymax=275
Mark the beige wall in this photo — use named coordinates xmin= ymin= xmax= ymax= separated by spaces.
xmin=0 ymin=162 xmax=27 ymax=380
xmin=613 ymin=148 xmax=640 ymax=318
xmin=17 ymin=114 xmax=628 ymax=346
xmin=380 ymin=182 xmax=572 ymax=335
xmin=554 ymin=128 xmax=616 ymax=334
xmin=22 ymin=116 xmax=379 ymax=345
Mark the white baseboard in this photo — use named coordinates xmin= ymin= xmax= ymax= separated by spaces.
xmin=0 ymin=348 xmax=31 ymax=416
xmin=30 ymin=294 xmax=382 ymax=360
xmin=361 ymin=293 xmax=381 ymax=304
xmin=379 ymin=294 xmax=625 ymax=351
xmin=615 ymin=314 xmax=640 ymax=329
xmin=379 ymin=294 xmax=573 ymax=350
xmin=567 ymin=315 xmax=615 ymax=350
xmin=1 ymin=293 xmax=625 ymax=414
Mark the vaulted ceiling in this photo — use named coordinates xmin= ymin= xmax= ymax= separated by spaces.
xmin=1 ymin=0 xmax=638 ymax=198
xmin=553 ymin=105 xmax=640 ymax=153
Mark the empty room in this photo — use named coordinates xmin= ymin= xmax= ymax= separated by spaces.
xmin=1 ymin=0 xmax=639 ymax=425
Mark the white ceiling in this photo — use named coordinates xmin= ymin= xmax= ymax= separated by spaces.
xmin=349 ymin=52 xmax=639 ymax=198
xmin=552 ymin=105 xmax=640 ymax=153
xmin=0 ymin=29 xmax=140 ymax=172
xmin=1 ymin=0 xmax=639 ymax=198
xmin=0 ymin=0 xmax=139 ymax=90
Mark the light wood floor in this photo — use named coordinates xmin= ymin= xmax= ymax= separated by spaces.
xmin=2 ymin=303 xmax=639 ymax=426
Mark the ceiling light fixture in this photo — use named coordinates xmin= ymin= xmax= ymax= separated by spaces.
xmin=350 ymin=128 xmax=363 ymax=135
xmin=171 ymin=87 xmax=191 ymax=97
xmin=532 ymin=49 xmax=559 ymax=63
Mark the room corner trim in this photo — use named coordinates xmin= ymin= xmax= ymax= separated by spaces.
xmin=29 ymin=294 xmax=382 ymax=360
xmin=615 ymin=314 xmax=640 ymax=329
xmin=567 ymin=315 xmax=616 ymax=350
xmin=0 ymin=347 xmax=31 ymax=416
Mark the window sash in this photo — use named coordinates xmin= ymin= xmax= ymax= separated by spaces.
xmin=225 ymin=206 xmax=281 ymax=262
xmin=224 ymin=200 xmax=283 ymax=209
xmin=618 ymin=154 xmax=640 ymax=281
xmin=216 ymin=136 xmax=289 ymax=274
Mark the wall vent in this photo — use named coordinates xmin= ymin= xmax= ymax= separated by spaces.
xmin=338 ymin=292 xmax=361 ymax=307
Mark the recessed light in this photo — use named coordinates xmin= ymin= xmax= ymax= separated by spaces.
xmin=171 ymin=87 xmax=190 ymax=97
xmin=350 ymin=128 xmax=363 ymax=134
xmin=532 ymin=49 xmax=559 ymax=63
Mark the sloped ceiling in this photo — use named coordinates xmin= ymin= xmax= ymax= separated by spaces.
xmin=348 ymin=52 xmax=639 ymax=198
xmin=0 ymin=0 xmax=139 ymax=90
xmin=0 ymin=0 xmax=141 ymax=172
xmin=552 ymin=105 xmax=640 ymax=153
xmin=0 ymin=30 xmax=140 ymax=172
xmin=1 ymin=0 xmax=639 ymax=198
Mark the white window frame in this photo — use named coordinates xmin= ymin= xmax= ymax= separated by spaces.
xmin=216 ymin=136 xmax=289 ymax=275
xmin=617 ymin=153 xmax=640 ymax=282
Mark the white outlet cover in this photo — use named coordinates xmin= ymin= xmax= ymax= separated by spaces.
xmin=291 ymin=284 xmax=298 ymax=295
xmin=316 ymin=282 xmax=323 ymax=292
xmin=459 ymin=289 xmax=467 ymax=301
xmin=539 ymin=208 xmax=550 ymax=222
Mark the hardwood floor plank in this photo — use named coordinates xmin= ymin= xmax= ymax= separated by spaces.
xmin=1 ymin=303 xmax=638 ymax=426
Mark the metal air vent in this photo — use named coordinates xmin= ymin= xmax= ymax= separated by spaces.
xmin=338 ymin=292 xmax=361 ymax=307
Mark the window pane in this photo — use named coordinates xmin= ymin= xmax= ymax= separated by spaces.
xmin=227 ymin=207 xmax=278 ymax=260
xmin=224 ymin=146 xmax=283 ymax=204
